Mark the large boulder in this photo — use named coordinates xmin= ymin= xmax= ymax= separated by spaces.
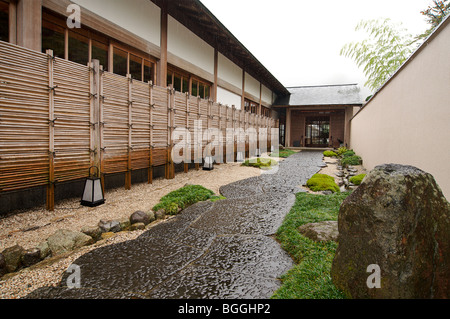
xmin=46 ymin=229 xmax=94 ymax=256
xmin=331 ymin=164 xmax=450 ymax=299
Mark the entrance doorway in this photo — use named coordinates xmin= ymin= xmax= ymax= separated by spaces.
xmin=305 ymin=116 xmax=330 ymax=147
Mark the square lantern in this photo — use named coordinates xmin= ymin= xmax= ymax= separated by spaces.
xmin=81 ymin=167 xmax=105 ymax=207
xmin=236 ymin=152 xmax=245 ymax=163
xmin=203 ymin=156 xmax=214 ymax=171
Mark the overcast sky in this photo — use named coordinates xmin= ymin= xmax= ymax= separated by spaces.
xmin=200 ymin=0 xmax=431 ymax=98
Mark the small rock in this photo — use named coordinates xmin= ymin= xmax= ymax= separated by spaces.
xmin=98 ymin=220 xmax=121 ymax=233
xmin=81 ymin=226 xmax=103 ymax=241
xmin=130 ymin=223 xmax=145 ymax=231
xmin=119 ymin=218 xmax=131 ymax=231
xmin=47 ymin=230 xmax=94 ymax=256
xmin=100 ymin=232 xmax=116 ymax=240
xmin=22 ymin=248 xmax=41 ymax=267
xmin=298 ymin=221 xmax=339 ymax=242
xmin=321 ymin=190 xmax=333 ymax=195
xmin=130 ymin=211 xmax=150 ymax=226
xmin=145 ymin=211 xmax=156 ymax=223
xmin=335 ymin=171 xmax=345 ymax=178
xmin=155 ymin=209 xmax=166 ymax=220
xmin=1 ymin=245 xmax=25 ymax=273
xmin=36 ymin=241 xmax=50 ymax=260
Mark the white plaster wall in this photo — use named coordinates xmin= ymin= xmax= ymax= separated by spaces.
xmin=218 ymin=53 xmax=243 ymax=89
xmin=350 ymin=20 xmax=450 ymax=200
xmin=217 ymin=87 xmax=242 ymax=110
xmin=245 ymin=72 xmax=260 ymax=99
xmin=261 ymin=85 xmax=273 ymax=105
xmin=167 ymin=16 xmax=214 ymax=74
xmin=72 ymin=0 xmax=160 ymax=46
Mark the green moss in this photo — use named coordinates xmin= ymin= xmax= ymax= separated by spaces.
xmin=340 ymin=155 xmax=362 ymax=167
xmin=349 ymin=174 xmax=366 ymax=185
xmin=209 ymin=195 xmax=227 ymax=202
xmin=270 ymin=149 xmax=297 ymax=158
xmin=306 ymin=174 xmax=340 ymax=193
xmin=152 ymin=185 xmax=214 ymax=215
xmin=242 ymin=158 xmax=278 ymax=169
xmin=323 ymin=151 xmax=338 ymax=157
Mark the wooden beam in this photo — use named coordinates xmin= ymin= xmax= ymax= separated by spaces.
xmin=158 ymin=1 xmax=168 ymax=87
xmin=16 ymin=0 xmax=42 ymax=51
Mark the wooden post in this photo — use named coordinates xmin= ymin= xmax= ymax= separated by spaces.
xmin=46 ymin=49 xmax=55 ymax=211
xmin=158 ymin=1 xmax=168 ymax=87
xmin=184 ymin=92 xmax=189 ymax=173
xmin=126 ymin=74 xmax=132 ymax=190
xmin=165 ymin=85 xmax=175 ymax=179
xmin=148 ymin=81 xmax=154 ymax=184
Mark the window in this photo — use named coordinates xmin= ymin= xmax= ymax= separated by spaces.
xmin=244 ymin=99 xmax=258 ymax=114
xmin=261 ymin=106 xmax=271 ymax=117
xmin=143 ymin=59 xmax=154 ymax=83
xmin=91 ymin=40 xmax=109 ymax=72
xmin=129 ymin=54 xmax=142 ymax=81
xmin=42 ymin=20 xmax=65 ymax=58
xmin=191 ymin=79 xmax=211 ymax=99
xmin=68 ymin=30 xmax=89 ymax=65
xmin=0 ymin=1 xmax=8 ymax=43
xmin=113 ymin=47 xmax=128 ymax=77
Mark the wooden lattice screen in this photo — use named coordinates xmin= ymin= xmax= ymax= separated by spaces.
xmin=0 ymin=40 xmax=279 ymax=211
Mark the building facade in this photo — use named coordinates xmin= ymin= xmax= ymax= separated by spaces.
xmin=274 ymin=84 xmax=363 ymax=149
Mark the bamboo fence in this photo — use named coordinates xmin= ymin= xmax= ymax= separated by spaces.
xmin=0 ymin=40 xmax=278 ymax=211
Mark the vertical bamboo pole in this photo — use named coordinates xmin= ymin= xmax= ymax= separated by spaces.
xmin=148 ymin=81 xmax=154 ymax=184
xmin=184 ymin=92 xmax=189 ymax=173
xmin=99 ymin=65 xmax=105 ymax=189
xmin=126 ymin=74 xmax=132 ymax=190
xmin=195 ymin=96 xmax=201 ymax=171
xmin=46 ymin=49 xmax=55 ymax=211
xmin=165 ymin=85 xmax=175 ymax=179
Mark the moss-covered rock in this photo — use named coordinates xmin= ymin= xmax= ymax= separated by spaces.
xmin=306 ymin=174 xmax=340 ymax=193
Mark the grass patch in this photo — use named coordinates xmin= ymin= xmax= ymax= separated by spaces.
xmin=349 ymin=174 xmax=366 ymax=185
xmin=270 ymin=149 xmax=297 ymax=158
xmin=306 ymin=174 xmax=340 ymax=193
xmin=152 ymin=185 xmax=214 ymax=215
xmin=209 ymin=195 xmax=227 ymax=202
xmin=272 ymin=192 xmax=351 ymax=299
xmin=242 ymin=158 xmax=278 ymax=170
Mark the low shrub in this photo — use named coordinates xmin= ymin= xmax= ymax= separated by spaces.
xmin=340 ymin=155 xmax=362 ymax=167
xmin=152 ymin=185 xmax=214 ymax=215
xmin=336 ymin=147 xmax=349 ymax=156
xmin=342 ymin=150 xmax=355 ymax=158
xmin=323 ymin=151 xmax=338 ymax=157
xmin=349 ymin=174 xmax=366 ymax=185
xmin=242 ymin=158 xmax=278 ymax=169
xmin=306 ymin=174 xmax=340 ymax=193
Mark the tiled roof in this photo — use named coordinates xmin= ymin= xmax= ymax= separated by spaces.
xmin=275 ymin=84 xmax=363 ymax=106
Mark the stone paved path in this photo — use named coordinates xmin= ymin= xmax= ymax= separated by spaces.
xmin=25 ymin=151 xmax=324 ymax=299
